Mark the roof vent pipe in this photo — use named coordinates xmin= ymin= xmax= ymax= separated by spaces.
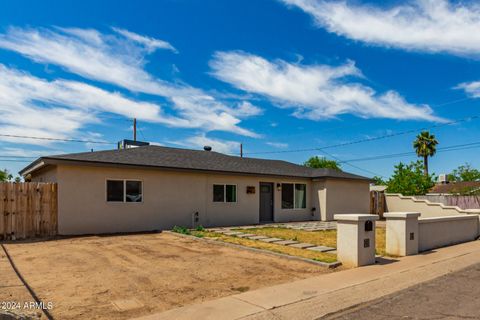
xmin=203 ymin=146 xmax=212 ymax=151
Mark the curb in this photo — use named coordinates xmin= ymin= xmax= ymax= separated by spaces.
xmin=165 ymin=231 xmax=341 ymax=269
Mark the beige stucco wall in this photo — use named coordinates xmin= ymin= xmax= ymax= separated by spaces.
xmin=418 ymin=215 xmax=479 ymax=252
xmin=39 ymin=165 xmax=318 ymax=235
xmin=29 ymin=163 xmax=370 ymax=235
xmin=30 ymin=166 xmax=58 ymax=183
xmin=312 ymin=180 xmax=327 ymax=220
xmin=323 ymin=179 xmax=370 ymax=220
xmin=385 ymin=194 xmax=471 ymax=217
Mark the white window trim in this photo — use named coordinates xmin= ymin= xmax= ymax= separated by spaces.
xmin=212 ymin=183 xmax=238 ymax=203
xmin=281 ymin=182 xmax=307 ymax=210
xmin=106 ymin=179 xmax=143 ymax=203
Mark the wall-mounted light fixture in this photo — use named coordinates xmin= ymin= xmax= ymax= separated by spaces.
xmin=276 ymin=183 xmax=281 ymax=191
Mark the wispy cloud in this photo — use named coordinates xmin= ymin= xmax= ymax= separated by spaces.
xmin=112 ymin=27 xmax=177 ymax=53
xmin=455 ymin=81 xmax=480 ymax=98
xmin=210 ymin=51 xmax=442 ymax=122
xmin=266 ymin=142 xmax=289 ymax=148
xmin=0 ymin=64 xmax=179 ymax=144
xmin=170 ymin=134 xmax=241 ymax=154
xmin=282 ymin=0 xmax=480 ymax=57
xmin=0 ymin=26 xmax=259 ymax=140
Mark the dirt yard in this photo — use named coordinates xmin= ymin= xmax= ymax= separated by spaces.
xmin=0 ymin=232 xmax=331 ymax=319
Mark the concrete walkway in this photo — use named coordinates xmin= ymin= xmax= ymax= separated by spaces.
xmin=134 ymin=240 xmax=480 ymax=320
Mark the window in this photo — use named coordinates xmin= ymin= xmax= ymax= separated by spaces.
xmin=126 ymin=181 xmax=142 ymax=202
xmin=213 ymin=184 xmax=225 ymax=202
xmin=107 ymin=180 xmax=142 ymax=203
xmin=226 ymin=185 xmax=237 ymax=202
xmin=213 ymin=184 xmax=237 ymax=203
xmin=107 ymin=180 xmax=124 ymax=202
xmin=294 ymin=184 xmax=306 ymax=209
xmin=281 ymin=183 xmax=306 ymax=209
xmin=281 ymin=183 xmax=294 ymax=209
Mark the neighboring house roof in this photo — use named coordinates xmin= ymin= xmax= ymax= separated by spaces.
xmin=19 ymin=145 xmax=370 ymax=181
xmin=429 ymin=181 xmax=480 ymax=194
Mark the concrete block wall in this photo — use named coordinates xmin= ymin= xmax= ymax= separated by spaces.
xmin=385 ymin=193 xmax=480 ymax=218
xmin=418 ymin=215 xmax=479 ymax=252
xmin=385 ymin=212 xmax=480 ymax=256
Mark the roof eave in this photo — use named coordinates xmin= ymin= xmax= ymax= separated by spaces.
xmin=19 ymin=159 xmax=48 ymax=176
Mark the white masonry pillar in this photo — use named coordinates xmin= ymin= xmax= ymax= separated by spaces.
xmin=384 ymin=212 xmax=420 ymax=256
xmin=334 ymin=214 xmax=379 ymax=267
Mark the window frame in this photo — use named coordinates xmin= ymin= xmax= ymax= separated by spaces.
xmin=281 ymin=182 xmax=307 ymax=210
xmin=106 ymin=179 xmax=143 ymax=203
xmin=212 ymin=183 xmax=238 ymax=203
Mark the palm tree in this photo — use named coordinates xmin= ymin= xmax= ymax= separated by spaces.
xmin=413 ymin=131 xmax=438 ymax=176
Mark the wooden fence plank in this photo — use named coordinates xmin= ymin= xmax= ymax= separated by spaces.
xmin=0 ymin=184 xmax=5 ymax=240
xmin=0 ymin=182 xmax=58 ymax=241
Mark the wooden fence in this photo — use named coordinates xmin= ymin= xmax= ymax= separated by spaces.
xmin=370 ymin=191 xmax=385 ymax=218
xmin=0 ymin=182 xmax=58 ymax=240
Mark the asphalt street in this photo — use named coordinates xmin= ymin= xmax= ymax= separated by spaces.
xmin=324 ymin=263 xmax=480 ymax=320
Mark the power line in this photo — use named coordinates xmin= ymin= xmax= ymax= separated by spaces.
xmin=244 ymin=114 xmax=480 ymax=155
xmin=340 ymin=141 xmax=480 ymax=163
xmin=0 ymin=134 xmax=116 ymax=144
xmin=0 ymin=155 xmax=37 ymax=158
xmin=316 ymin=148 xmax=386 ymax=178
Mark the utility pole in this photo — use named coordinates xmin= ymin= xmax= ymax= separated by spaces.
xmin=240 ymin=143 xmax=243 ymax=158
xmin=133 ymin=118 xmax=137 ymax=141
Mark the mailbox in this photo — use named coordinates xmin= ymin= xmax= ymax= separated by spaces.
xmin=364 ymin=220 xmax=373 ymax=232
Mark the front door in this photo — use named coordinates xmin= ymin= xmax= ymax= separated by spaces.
xmin=259 ymin=182 xmax=274 ymax=222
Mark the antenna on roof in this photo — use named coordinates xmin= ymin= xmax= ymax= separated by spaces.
xmin=240 ymin=143 xmax=243 ymax=158
xmin=133 ymin=118 xmax=137 ymax=142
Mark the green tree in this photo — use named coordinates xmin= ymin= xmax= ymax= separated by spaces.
xmin=0 ymin=169 xmax=13 ymax=182
xmin=372 ymin=176 xmax=387 ymax=186
xmin=386 ymin=161 xmax=435 ymax=196
xmin=413 ymin=131 xmax=438 ymax=176
xmin=448 ymin=163 xmax=480 ymax=182
xmin=304 ymin=156 xmax=341 ymax=171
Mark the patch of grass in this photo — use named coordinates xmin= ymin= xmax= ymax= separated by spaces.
xmin=376 ymin=227 xmax=386 ymax=256
xmin=195 ymin=231 xmax=338 ymax=263
xmin=234 ymin=227 xmax=337 ymax=247
xmin=233 ymin=227 xmax=387 ymax=256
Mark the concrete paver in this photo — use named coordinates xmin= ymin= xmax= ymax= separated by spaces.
xmin=135 ymin=240 xmax=480 ymax=320
xmin=247 ymin=236 xmax=269 ymax=240
xmin=274 ymin=240 xmax=298 ymax=246
xmin=236 ymin=233 xmax=256 ymax=238
xmin=259 ymin=238 xmax=283 ymax=243
xmin=306 ymin=246 xmax=336 ymax=252
xmin=223 ymin=231 xmax=243 ymax=236
xmin=288 ymin=243 xmax=316 ymax=249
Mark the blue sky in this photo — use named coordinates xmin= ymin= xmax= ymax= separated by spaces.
xmin=1 ymin=0 xmax=480 ymax=178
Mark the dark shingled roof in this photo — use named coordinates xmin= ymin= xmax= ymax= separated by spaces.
xmin=20 ymin=145 xmax=370 ymax=180
xmin=430 ymin=181 xmax=480 ymax=194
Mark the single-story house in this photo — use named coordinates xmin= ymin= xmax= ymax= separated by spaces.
xmin=19 ymin=144 xmax=371 ymax=235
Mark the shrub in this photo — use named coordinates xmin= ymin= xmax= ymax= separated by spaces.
xmin=172 ymin=226 xmax=191 ymax=235
xmin=195 ymin=225 xmax=205 ymax=231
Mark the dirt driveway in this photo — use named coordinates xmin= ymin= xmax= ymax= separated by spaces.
xmin=0 ymin=232 xmax=330 ymax=319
